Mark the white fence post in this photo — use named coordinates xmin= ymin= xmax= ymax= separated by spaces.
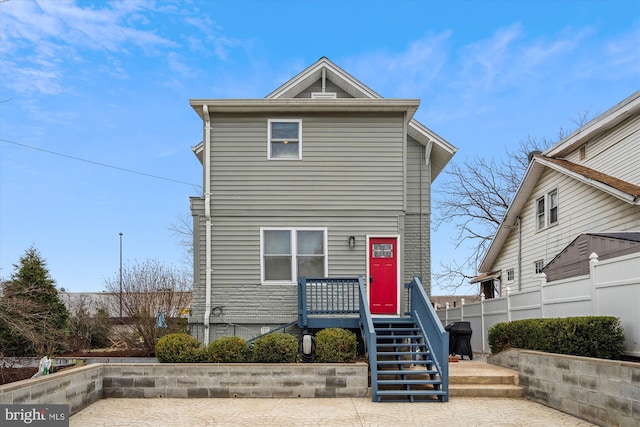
xmin=445 ymin=302 xmax=449 ymax=325
xmin=461 ymin=298 xmax=465 ymax=321
xmin=540 ymin=272 xmax=547 ymax=318
xmin=506 ymin=286 xmax=512 ymax=321
xmin=589 ymin=252 xmax=599 ymax=314
xmin=480 ymin=292 xmax=486 ymax=354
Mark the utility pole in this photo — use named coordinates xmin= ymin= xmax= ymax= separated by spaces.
xmin=119 ymin=232 xmax=123 ymax=320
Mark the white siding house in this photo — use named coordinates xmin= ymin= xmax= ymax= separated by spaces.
xmin=475 ymin=91 xmax=640 ymax=295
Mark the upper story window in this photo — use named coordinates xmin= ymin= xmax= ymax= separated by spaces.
xmin=536 ymin=197 xmax=545 ymax=230
xmin=268 ymin=119 xmax=302 ymax=160
xmin=506 ymin=269 xmax=514 ymax=281
xmin=534 ymin=260 xmax=544 ymax=274
xmin=548 ymin=190 xmax=558 ymax=225
xmin=536 ymin=189 xmax=559 ymax=230
xmin=261 ymin=227 xmax=327 ymax=284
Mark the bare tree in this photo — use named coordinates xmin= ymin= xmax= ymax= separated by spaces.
xmin=433 ymin=113 xmax=593 ymax=294
xmin=168 ymin=212 xmax=193 ymax=269
xmin=103 ymin=259 xmax=192 ymax=355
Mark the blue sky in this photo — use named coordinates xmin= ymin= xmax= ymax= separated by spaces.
xmin=1 ymin=0 xmax=639 ymax=294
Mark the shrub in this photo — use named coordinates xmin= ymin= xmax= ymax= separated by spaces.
xmin=252 ymin=333 xmax=299 ymax=363
xmin=488 ymin=316 xmax=625 ymax=359
xmin=314 ymin=328 xmax=357 ymax=362
xmin=201 ymin=336 xmax=250 ymax=363
xmin=155 ymin=333 xmax=200 ymax=363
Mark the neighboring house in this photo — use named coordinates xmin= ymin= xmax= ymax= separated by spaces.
xmin=474 ymin=91 xmax=640 ymax=297
xmin=188 ymin=57 xmax=457 ymax=344
xmin=58 ymin=292 xmax=192 ymax=319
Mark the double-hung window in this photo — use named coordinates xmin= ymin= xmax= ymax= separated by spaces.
xmin=261 ymin=228 xmax=327 ymax=283
xmin=548 ymin=190 xmax=558 ymax=225
xmin=536 ymin=197 xmax=545 ymax=230
xmin=268 ymin=119 xmax=302 ymax=160
xmin=536 ymin=189 xmax=559 ymax=230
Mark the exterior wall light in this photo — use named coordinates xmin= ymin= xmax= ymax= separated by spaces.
xmin=348 ymin=236 xmax=356 ymax=247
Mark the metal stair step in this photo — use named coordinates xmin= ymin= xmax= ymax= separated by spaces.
xmin=377 ymin=379 xmax=442 ymax=385
xmin=377 ymin=351 xmax=430 ymax=357
xmin=377 ymin=369 xmax=437 ymax=376
xmin=378 ymin=390 xmax=447 ymax=396
xmin=376 ymin=334 xmax=422 ymax=340
xmin=377 ymin=360 xmax=434 ymax=365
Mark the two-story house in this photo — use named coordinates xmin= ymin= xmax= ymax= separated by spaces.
xmin=474 ymin=91 xmax=640 ymax=297
xmin=187 ymin=57 xmax=456 ymax=344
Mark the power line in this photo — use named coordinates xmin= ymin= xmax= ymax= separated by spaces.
xmin=1 ymin=138 xmax=201 ymax=189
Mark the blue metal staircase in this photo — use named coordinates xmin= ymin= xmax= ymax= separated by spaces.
xmin=373 ymin=316 xmax=447 ymax=402
xmin=298 ymin=276 xmax=448 ymax=402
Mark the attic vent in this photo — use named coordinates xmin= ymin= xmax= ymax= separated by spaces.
xmin=311 ymin=92 xmax=337 ymax=99
xmin=577 ymin=239 xmax=589 ymax=256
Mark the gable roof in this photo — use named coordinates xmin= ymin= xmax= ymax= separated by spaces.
xmin=192 ymin=57 xmax=456 ymax=181
xmin=479 ymin=91 xmax=640 ymax=273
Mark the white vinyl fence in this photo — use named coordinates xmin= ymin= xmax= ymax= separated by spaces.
xmin=437 ymin=252 xmax=640 ymax=357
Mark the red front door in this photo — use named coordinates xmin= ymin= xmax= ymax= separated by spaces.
xmin=369 ymin=237 xmax=398 ymax=315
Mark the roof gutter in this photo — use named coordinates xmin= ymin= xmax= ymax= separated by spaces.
xmin=202 ymin=104 xmax=212 ymax=344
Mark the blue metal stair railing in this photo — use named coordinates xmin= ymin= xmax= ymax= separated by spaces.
xmin=358 ymin=277 xmax=378 ymax=401
xmin=298 ymin=277 xmax=361 ymax=330
xmin=405 ymin=276 xmax=449 ymax=402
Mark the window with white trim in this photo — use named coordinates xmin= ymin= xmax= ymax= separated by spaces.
xmin=548 ymin=190 xmax=558 ymax=225
xmin=536 ymin=196 xmax=545 ymax=230
xmin=535 ymin=189 xmax=559 ymax=230
xmin=261 ymin=228 xmax=327 ymax=283
xmin=506 ymin=269 xmax=514 ymax=281
xmin=534 ymin=260 xmax=544 ymax=274
xmin=268 ymin=119 xmax=301 ymax=160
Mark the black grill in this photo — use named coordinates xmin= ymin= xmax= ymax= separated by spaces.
xmin=445 ymin=321 xmax=473 ymax=360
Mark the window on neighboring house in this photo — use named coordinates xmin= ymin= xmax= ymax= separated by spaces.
xmin=534 ymin=260 xmax=544 ymax=274
xmin=579 ymin=145 xmax=586 ymax=160
xmin=536 ymin=189 xmax=559 ymax=230
xmin=506 ymin=269 xmax=514 ymax=281
xmin=548 ymin=190 xmax=558 ymax=225
xmin=261 ymin=228 xmax=327 ymax=283
xmin=536 ymin=197 xmax=545 ymax=230
xmin=268 ymin=119 xmax=302 ymax=160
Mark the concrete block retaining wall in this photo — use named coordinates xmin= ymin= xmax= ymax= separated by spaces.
xmin=489 ymin=349 xmax=640 ymax=427
xmin=1 ymin=363 xmax=368 ymax=415
xmin=0 ymin=364 xmax=103 ymax=415
xmin=103 ymin=363 xmax=368 ymax=399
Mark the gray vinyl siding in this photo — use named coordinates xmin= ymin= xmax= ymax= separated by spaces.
xmin=189 ymin=214 xmax=401 ymax=323
xmin=295 ymin=78 xmax=355 ymax=98
xmin=491 ymin=167 xmax=640 ymax=292
xmin=565 ymin=113 xmax=640 ymax=184
xmin=209 ymin=114 xmax=405 ymax=211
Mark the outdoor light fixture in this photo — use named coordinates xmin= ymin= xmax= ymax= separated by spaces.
xmin=348 ymin=236 xmax=356 ymax=247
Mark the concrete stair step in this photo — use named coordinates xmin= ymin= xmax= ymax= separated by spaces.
xmin=449 ymin=383 xmax=524 ymax=398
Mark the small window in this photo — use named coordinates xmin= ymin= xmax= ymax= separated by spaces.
xmin=534 ymin=260 xmax=544 ymax=274
xmin=548 ymin=190 xmax=558 ymax=225
xmin=268 ymin=119 xmax=301 ymax=160
xmin=506 ymin=269 xmax=514 ymax=281
xmin=579 ymin=145 xmax=586 ymax=160
xmin=261 ymin=228 xmax=327 ymax=283
xmin=536 ymin=197 xmax=545 ymax=230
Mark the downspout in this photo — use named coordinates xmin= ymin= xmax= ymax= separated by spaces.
xmin=517 ymin=216 xmax=522 ymax=292
xmin=203 ymin=104 xmax=212 ymax=344
xmin=422 ymin=141 xmax=433 ymax=280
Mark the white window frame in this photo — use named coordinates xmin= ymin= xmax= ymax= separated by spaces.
xmin=536 ymin=196 xmax=545 ymax=230
xmin=267 ymin=119 xmax=302 ymax=160
xmin=534 ymin=260 xmax=544 ymax=274
xmin=535 ymin=189 xmax=559 ymax=230
xmin=548 ymin=189 xmax=558 ymax=225
xmin=506 ymin=268 xmax=514 ymax=282
xmin=260 ymin=227 xmax=328 ymax=285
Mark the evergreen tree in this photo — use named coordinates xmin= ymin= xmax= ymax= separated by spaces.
xmin=0 ymin=246 xmax=69 ymax=356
